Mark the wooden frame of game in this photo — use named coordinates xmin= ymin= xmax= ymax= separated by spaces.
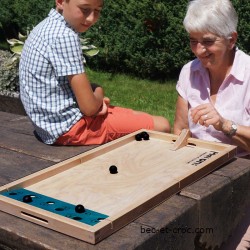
xmin=0 ymin=130 xmax=236 ymax=244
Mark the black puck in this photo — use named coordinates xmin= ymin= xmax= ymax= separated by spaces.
xmin=75 ymin=204 xmax=85 ymax=213
xmin=141 ymin=131 xmax=149 ymax=140
xmin=135 ymin=133 xmax=142 ymax=141
xmin=22 ymin=195 xmax=32 ymax=203
xmin=135 ymin=132 xmax=149 ymax=141
xmin=109 ymin=165 xmax=118 ymax=174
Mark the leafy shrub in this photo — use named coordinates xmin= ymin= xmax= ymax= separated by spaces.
xmin=86 ymin=0 xmax=250 ymax=80
xmin=0 ymin=0 xmax=54 ymax=39
xmin=233 ymin=0 xmax=250 ymax=53
xmin=85 ymin=0 xmax=192 ymax=80
xmin=0 ymin=50 xmax=19 ymax=95
xmin=1 ymin=0 xmax=250 ymax=81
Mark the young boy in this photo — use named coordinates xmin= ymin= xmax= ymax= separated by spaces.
xmin=19 ymin=0 xmax=170 ymax=145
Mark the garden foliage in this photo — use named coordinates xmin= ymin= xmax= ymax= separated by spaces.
xmin=0 ymin=0 xmax=54 ymax=39
xmin=1 ymin=0 xmax=250 ymax=80
xmin=85 ymin=0 xmax=192 ymax=80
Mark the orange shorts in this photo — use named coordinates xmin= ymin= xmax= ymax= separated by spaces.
xmin=55 ymin=106 xmax=154 ymax=145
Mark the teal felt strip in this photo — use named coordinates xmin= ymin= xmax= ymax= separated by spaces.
xmin=1 ymin=188 xmax=108 ymax=226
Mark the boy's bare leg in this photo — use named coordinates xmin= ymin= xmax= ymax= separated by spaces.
xmin=152 ymin=115 xmax=171 ymax=133
xmin=132 ymin=110 xmax=170 ymax=133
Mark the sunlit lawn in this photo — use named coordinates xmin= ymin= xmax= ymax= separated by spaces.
xmin=87 ymin=68 xmax=178 ymax=128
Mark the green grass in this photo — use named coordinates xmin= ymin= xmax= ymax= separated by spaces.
xmin=86 ymin=68 xmax=178 ymax=127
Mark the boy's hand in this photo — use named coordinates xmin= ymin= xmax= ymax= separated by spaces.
xmin=103 ymin=96 xmax=110 ymax=106
xmin=95 ymin=97 xmax=110 ymax=116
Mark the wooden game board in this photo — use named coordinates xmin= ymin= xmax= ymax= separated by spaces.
xmin=0 ymin=130 xmax=236 ymax=244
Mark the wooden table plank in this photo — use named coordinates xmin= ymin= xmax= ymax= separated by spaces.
xmin=0 ymin=111 xmax=96 ymax=162
xmin=0 ymin=111 xmax=34 ymax=135
xmin=0 ymin=148 xmax=53 ymax=186
xmin=0 ymin=95 xmax=26 ymax=115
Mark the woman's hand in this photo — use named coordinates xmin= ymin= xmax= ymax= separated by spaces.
xmin=191 ymin=103 xmax=225 ymax=131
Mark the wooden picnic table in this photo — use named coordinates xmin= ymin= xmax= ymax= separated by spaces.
xmin=0 ymin=107 xmax=250 ymax=250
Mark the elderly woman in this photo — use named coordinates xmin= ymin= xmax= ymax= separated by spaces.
xmin=174 ymin=0 xmax=250 ymax=158
xmin=174 ymin=0 xmax=250 ymax=248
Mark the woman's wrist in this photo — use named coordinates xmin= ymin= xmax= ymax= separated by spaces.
xmin=222 ymin=120 xmax=238 ymax=136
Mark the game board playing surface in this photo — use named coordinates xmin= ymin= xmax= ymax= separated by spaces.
xmin=0 ymin=130 xmax=236 ymax=244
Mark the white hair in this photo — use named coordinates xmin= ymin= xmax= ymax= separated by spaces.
xmin=183 ymin=0 xmax=238 ymax=38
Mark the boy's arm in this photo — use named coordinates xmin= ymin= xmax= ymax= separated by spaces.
xmin=68 ymin=73 xmax=104 ymax=116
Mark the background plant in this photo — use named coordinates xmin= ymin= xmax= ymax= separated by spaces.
xmin=7 ymin=35 xmax=99 ymax=65
xmin=1 ymin=0 xmax=250 ymax=81
xmin=0 ymin=34 xmax=99 ymax=95
xmin=85 ymin=0 xmax=250 ymax=80
xmin=0 ymin=0 xmax=54 ymax=43
xmin=0 ymin=50 xmax=19 ymax=94
xmin=86 ymin=0 xmax=192 ymax=80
